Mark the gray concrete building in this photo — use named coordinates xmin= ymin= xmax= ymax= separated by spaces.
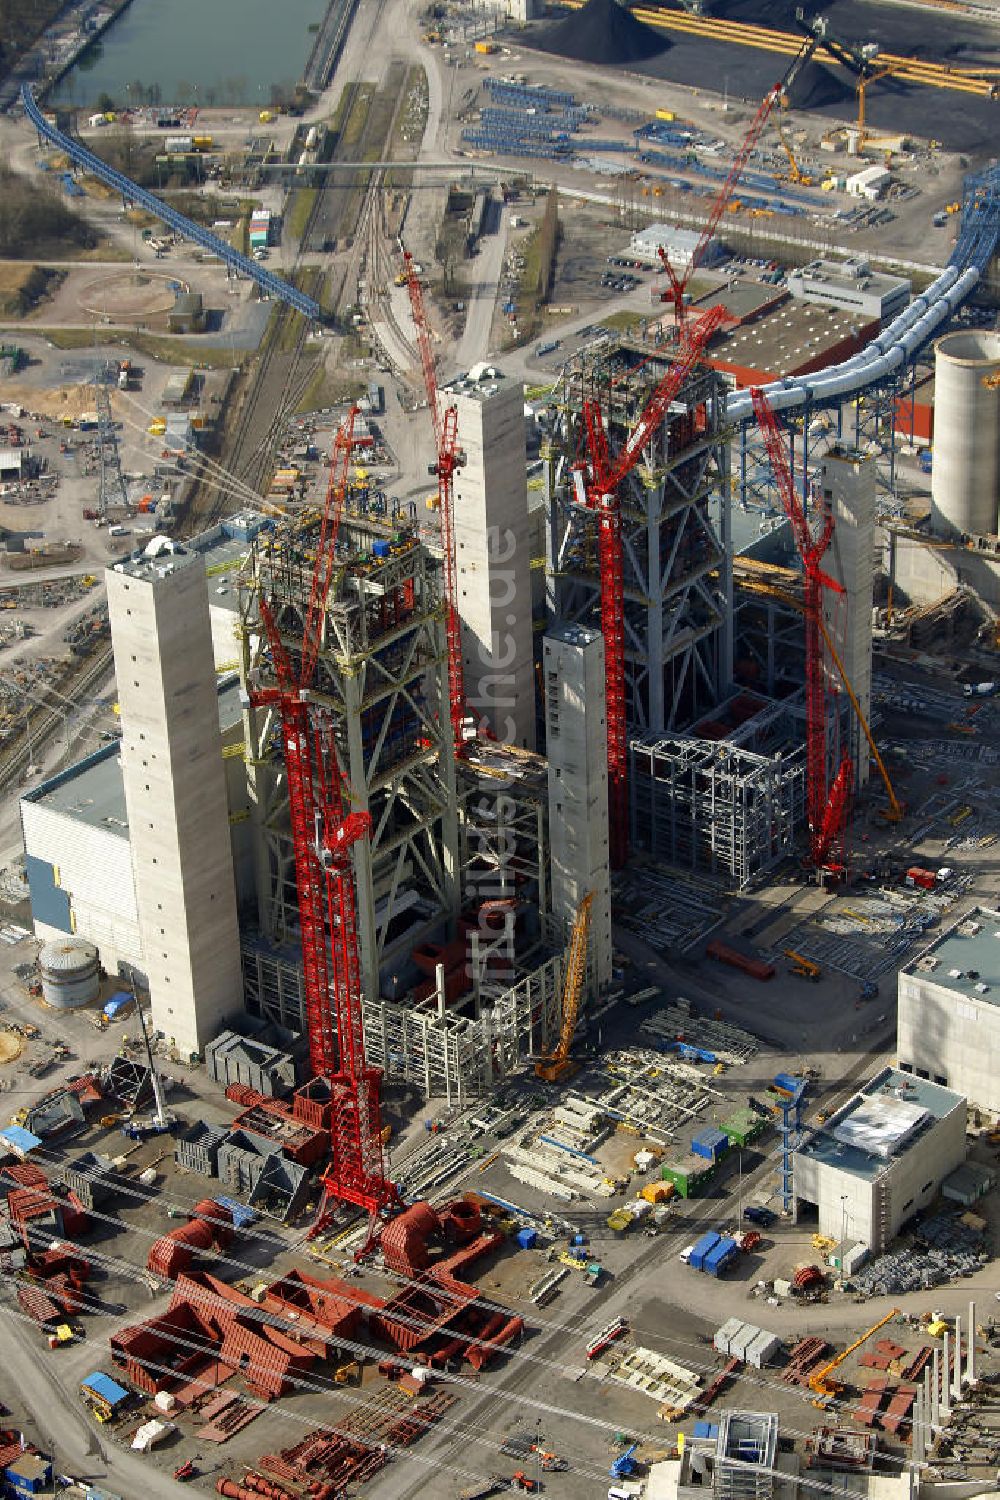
xmin=793 ymin=1067 xmax=966 ymax=1254
xmin=820 ymin=447 xmax=875 ymax=787
xmin=898 ymin=907 xmax=1000 ymax=1112
xmin=447 ymin=364 xmax=536 ymax=749
xmin=107 ymin=537 xmax=243 ymax=1056
xmin=543 ymin=623 xmax=612 ymax=995
xmin=787 ymin=257 xmax=910 ymax=321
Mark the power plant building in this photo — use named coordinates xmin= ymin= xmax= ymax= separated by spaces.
xmin=106 ymin=538 xmax=244 ymax=1056
xmin=898 ymin=908 xmax=1000 ymax=1113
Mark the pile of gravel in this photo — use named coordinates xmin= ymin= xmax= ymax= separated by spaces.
xmin=537 ymin=0 xmax=671 ymax=66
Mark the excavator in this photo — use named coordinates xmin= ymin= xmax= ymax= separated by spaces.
xmin=535 ymin=892 xmax=594 ymax=1084
xmin=809 ymin=1307 xmax=901 ymax=1405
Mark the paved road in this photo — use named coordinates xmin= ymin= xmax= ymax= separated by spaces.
xmin=0 ymin=1306 xmax=190 ymax=1498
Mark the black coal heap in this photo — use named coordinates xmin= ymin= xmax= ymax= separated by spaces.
xmin=538 ymin=0 xmax=671 ymax=66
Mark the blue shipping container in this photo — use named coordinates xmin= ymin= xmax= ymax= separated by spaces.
xmin=689 ymin=1231 xmax=720 ymax=1272
xmin=103 ymin=991 xmax=134 ymax=1020
xmin=516 ymin=1226 xmax=537 ymax=1250
xmin=691 ymin=1128 xmax=728 ymax=1162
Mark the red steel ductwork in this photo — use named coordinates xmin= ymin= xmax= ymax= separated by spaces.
xmin=216 ymin=1478 xmax=295 ymax=1500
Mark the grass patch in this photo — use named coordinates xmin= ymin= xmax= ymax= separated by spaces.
xmin=286 ymin=187 xmax=318 ymax=240
xmin=601 ymin=310 xmax=644 ymax=333
xmin=0 ymin=264 xmax=63 ymax=317
xmin=294 ymin=359 xmax=364 ymax=413
xmin=389 ymin=65 xmax=428 ymax=159
xmin=341 ymin=85 xmax=375 ymax=151
xmin=40 ymin=327 xmax=245 ymax=367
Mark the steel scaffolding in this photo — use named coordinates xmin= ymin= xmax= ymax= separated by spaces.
xmin=629 ymin=732 xmax=806 ymax=889
xmin=546 ymin=339 xmax=732 ymax=736
xmin=239 ymin=517 xmax=460 ymax=1005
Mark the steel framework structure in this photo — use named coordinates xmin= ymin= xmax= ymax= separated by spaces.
xmin=249 ymin=412 xmax=396 ymax=1233
xmin=547 ymin=340 xmax=732 ymax=772
xmin=239 ymin=522 xmax=460 ymax=1015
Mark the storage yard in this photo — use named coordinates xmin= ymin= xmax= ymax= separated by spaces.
xmin=2 ymin=0 xmax=1000 ymax=1493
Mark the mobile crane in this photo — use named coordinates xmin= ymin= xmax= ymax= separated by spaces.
xmin=535 ymin=892 xmax=594 ymax=1083
xmin=809 ymin=1307 xmax=901 ymax=1402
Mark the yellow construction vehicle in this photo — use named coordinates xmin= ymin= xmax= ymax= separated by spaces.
xmin=785 ymin=949 xmax=821 ymax=981
xmin=775 ymin=115 xmax=812 ymax=185
xmin=809 ymin=1307 xmax=901 ymax=1402
xmin=535 ymin=892 xmax=593 ymax=1084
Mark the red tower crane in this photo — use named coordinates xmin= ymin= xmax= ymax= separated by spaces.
xmin=580 ymin=303 xmax=728 ymax=869
xmin=750 ymin=387 xmax=853 ymax=872
xmin=403 ymin=251 xmax=467 ymax=751
xmin=253 ymin=405 xmax=397 ymax=1243
xmin=656 ymin=37 xmax=819 ymax=335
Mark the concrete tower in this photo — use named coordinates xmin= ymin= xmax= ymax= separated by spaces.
xmin=543 ymin=623 xmax=612 ymax=996
xmin=447 ymin=365 xmax=536 ymax=750
xmin=107 ymin=540 xmax=242 ymax=1055
xmin=931 ymin=331 xmax=1000 ymax=539
xmin=820 ymin=448 xmax=875 ymax=788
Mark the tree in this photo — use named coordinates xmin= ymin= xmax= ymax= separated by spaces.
xmin=96 ymin=90 xmax=115 ymax=113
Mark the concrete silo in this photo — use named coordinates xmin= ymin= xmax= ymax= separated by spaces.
xmin=930 ymin=330 xmax=1000 ymax=539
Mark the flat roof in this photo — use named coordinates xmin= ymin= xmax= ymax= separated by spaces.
xmin=545 ymin=621 xmax=602 ymax=648
xmin=24 ymin=677 xmax=243 ymax=834
xmin=796 ymin=1066 xmax=964 ymax=1182
xmin=904 ymin=908 xmax=1000 ymax=1009
xmin=708 ymin=299 xmax=874 ymax=381
xmin=790 ymin=257 xmax=909 ymax=298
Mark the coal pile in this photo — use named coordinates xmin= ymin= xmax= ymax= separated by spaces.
xmin=538 ymin=0 xmax=671 ymax=65
xmin=784 ymin=58 xmax=855 ymax=111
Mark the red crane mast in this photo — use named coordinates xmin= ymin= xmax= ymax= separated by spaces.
xmin=580 ymin=303 xmax=728 ymax=868
xmin=253 ymin=405 xmax=397 ymax=1241
xmin=656 ymin=37 xmax=819 ymax=335
xmin=403 ymin=251 xmax=466 ymax=750
xmin=750 ymin=387 xmax=853 ymax=871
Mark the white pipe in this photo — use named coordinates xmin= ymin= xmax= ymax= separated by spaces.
xmin=968 ymin=1300 xmax=976 ymax=1386
xmin=931 ymin=1346 xmax=941 ymax=1426
xmin=724 ymin=263 xmax=981 ymax=424
xmin=952 ymin=1315 xmax=963 ymax=1400
xmin=940 ymin=1333 xmax=951 ymax=1420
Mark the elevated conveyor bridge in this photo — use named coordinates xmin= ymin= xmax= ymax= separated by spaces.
xmin=21 ymin=85 xmax=321 ymax=322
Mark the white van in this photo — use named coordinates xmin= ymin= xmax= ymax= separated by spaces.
xmin=679 ymin=1244 xmax=695 ymax=1265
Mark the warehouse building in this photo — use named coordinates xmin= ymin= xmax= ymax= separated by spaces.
xmin=898 ymin=907 xmax=1000 ymax=1113
xmin=787 ymin=257 xmax=910 ymax=321
xmin=793 ymin=1067 xmax=966 ymax=1254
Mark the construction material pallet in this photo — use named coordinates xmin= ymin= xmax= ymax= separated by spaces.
xmin=901 ymin=1346 xmax=933 ymax=1382
xmin=782 ymin=1337 xmax=829 ymax=1385
xmin=881 ymin=1384 xmax=917 ymax=1435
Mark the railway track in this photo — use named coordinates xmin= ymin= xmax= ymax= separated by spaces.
xmin=0 ymin=646 xmax=115 ymax=801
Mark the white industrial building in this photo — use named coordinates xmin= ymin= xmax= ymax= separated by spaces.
xmin=106 ymin=537 xmax=244 ymax=1056
xmin=898 ymin=907 xmax=1000 ymax=1112
xmin=627 ymin=223 xmax=721 ymax=269
xmin=447 ymin=364 xmax=536 ymax=749
xmin=793 ymin=1066 xmax=966 ymax=1254
xmin=787 ymin=257 xmax=910 ymax=321
xmin=20 ymin=678 xmax=251 ymax=986
xmin=845 ymin=165 xmax=891 ymax=200
xmin=543 ymin=623 xmax=612 ymax=995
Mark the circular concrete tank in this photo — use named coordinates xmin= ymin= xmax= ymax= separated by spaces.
xmin=930 ymin=330 xmax=1000 ymax=539
xmin=38 ymin=937 xmax=100 ymax=1009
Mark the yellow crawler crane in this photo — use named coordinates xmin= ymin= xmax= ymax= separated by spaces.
xmin=535 ymin=892 xmax=594 ymax=1084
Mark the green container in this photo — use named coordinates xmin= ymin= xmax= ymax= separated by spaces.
xmin=721 ymin=1107 xmax=768 ymax=1148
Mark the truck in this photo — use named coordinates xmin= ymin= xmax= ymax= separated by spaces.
xmin=963 ymin=681 xmax=996 ymax=697
xmin=688 ymin=1231 xmax=721 ymax=1272
xmin=703 ymin=1235 xmax=740 ymax=1277
xmin=904 ymin=866 xmax=937 ymax=891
